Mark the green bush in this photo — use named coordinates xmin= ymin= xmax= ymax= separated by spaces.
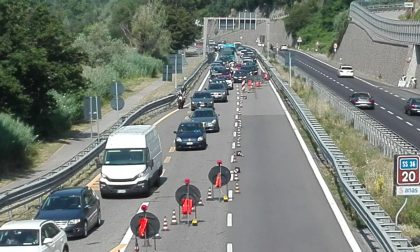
xmin=110 ymin=48 xmax=162 ymax=79
xmin=82 ymin=65 xmax=119 ymax=98
xmin=0 ymin=113 xmax=35 ymax=170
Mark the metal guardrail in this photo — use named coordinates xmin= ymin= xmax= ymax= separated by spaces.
xmin=0 ymin=55 xmax=210 ymax=215
xmin=257 ymin=49 xmax=415 ymax=251
xmin=350 ymin=2 xmax=420 ymax=44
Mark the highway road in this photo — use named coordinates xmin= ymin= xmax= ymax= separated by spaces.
xmin=62 ymin=58 xmax=366 ymax=251
xmin=282 ymin=50 xmax=420 ymax=149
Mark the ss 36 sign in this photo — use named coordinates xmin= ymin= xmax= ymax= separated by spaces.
xmin=394 ymin=155 xmax=420 ymax=196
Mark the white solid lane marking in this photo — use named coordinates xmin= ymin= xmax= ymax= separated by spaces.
xmin=153 ymin=109 xmax=179 ymax=126
xmin=267 ymin=80 xmax=362 ymax=251
xmin=396 ymin=116 xmax=403 ymax=120
xmin=407 ymin=122 xmax=413 ymax=126
xmin=227 ymin=243 xmax=233 ymax=252
xmin=227 ymin=213 xmax=233 ymax=227
xmin=387 ymin=111 xmax=394 ymax=115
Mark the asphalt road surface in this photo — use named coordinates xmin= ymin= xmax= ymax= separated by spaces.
xmin=283 ymin=50 xmax=420 ymax=150
xmin=68 ymin=62 xmax=361 ymax=251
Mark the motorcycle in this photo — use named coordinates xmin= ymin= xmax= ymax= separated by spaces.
xmin=177 ymin=93 xmax=185 ymax=109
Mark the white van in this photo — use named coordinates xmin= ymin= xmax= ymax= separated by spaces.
xmin=99 ymin=125 xmax=163 ymax=197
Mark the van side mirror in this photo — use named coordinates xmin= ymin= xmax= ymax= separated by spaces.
xmin=43 ymin=238 xmax=53 ymax=245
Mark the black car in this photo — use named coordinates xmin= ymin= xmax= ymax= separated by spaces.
xmin=191 ymin=91 xmax=214 ymax=111
xmin=174 ymin=121 xmax=207 ymax=150
xmin=233 ymin=70 xmax=249 ymax=83
xmin=404 ymin=97 xmax=420 ymax=115
xmin=35 ymin=187 xmax=101 ymax=238
xmin=349 ymin=92 xmax=375 ymax=109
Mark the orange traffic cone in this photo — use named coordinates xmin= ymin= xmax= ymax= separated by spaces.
xmin=162 ymin=216 xmax=169 ymax=231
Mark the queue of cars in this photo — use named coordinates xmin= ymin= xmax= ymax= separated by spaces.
xmin=175 ymin=43 xmax=250 ymax=151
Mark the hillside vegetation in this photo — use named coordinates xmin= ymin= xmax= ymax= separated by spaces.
xmin=0 ymin=0 xmax=352 ymax=175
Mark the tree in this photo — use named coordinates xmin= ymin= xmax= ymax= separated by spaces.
xmin=108 ymin=0 xmax=146 ymax=45
xmin=166 ymin=7 xmax=200 ymax=51
xmin=131 ymin=0 xmax=171 ymax=58
xmin=0 ymin=0 xmax=87 ymax=137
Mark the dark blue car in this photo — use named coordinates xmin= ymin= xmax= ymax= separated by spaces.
xmin=174 ymin=121 xmax=207 ymax=151
xmin=35 ymin=187 xmax=101 ymax=238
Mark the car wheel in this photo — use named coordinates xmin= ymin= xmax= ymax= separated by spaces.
xmin=96 ymin=209 xmax=102 ymax=227
xmin=82 ymin=220 xmax=88 ymax=238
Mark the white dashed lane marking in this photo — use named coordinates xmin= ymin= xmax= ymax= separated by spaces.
xmin=387 ymin=111 xmax=394 ymax=115
xmin=407 ymin=122 xmax=414 ymax=126
xmin=380 ymin=106 xmax=386 ymax=110
xmin=396 ymin=116 xmax=403 ymax=120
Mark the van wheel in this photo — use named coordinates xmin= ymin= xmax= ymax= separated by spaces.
xmin=154 ymin=171 xmax=161 ymax=187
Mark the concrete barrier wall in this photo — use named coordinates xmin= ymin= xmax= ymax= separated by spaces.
xmin=334 ymin=23 xmax=409 ymax=85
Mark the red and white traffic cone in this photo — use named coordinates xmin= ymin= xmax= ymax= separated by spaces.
xmin=162 ymin=216 xmax=169 ymax=231
xmin=171 ymin=209 xmax=177 ymax=225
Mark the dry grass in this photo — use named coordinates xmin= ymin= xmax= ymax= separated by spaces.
xmin=273 ymin=61 xmax=420 ymax=239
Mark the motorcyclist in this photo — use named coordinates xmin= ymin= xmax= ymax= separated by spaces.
xmin=177 ymin=88 xmax=185 ymax=109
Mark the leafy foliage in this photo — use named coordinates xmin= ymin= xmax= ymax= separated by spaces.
xmin=0 ymin=113 xmax=35 ymax=170
xmin=0 ymin=0 xmax=87 ymax=137
xmin=166 ymin=7 xmax=200 ymax=51
xmin=131 ymin=0 xmax=171 ymax=58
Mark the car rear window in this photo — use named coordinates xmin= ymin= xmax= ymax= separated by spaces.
xmin=341 ymin=66 xmax=353 ymax=70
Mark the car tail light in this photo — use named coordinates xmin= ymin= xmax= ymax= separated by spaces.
xmin=412 ymin=104 xmax=416 ymax=108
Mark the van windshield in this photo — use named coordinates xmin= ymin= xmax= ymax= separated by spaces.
xmin=104 ymin=149 xmax=146 ymax=165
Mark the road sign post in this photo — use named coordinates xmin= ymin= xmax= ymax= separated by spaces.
xmin=394 ymin=155 xmax=420 ymax=195
xmin=393 ymin=154 xmax=420 ymax=225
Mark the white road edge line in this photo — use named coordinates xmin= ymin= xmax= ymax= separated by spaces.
xmin=118 ymin=202 xmax=149 ymax=252
xmin=267 ymin=80 xmax=362 ymax=252
xmin=227 ymin=243 xmax=233 ymax=252
xmin=227 ymin=213 xmax=233 ymax=227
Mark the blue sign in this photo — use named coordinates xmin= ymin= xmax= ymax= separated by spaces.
xmin=399 ymin=158 xmax=419 ymax=170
